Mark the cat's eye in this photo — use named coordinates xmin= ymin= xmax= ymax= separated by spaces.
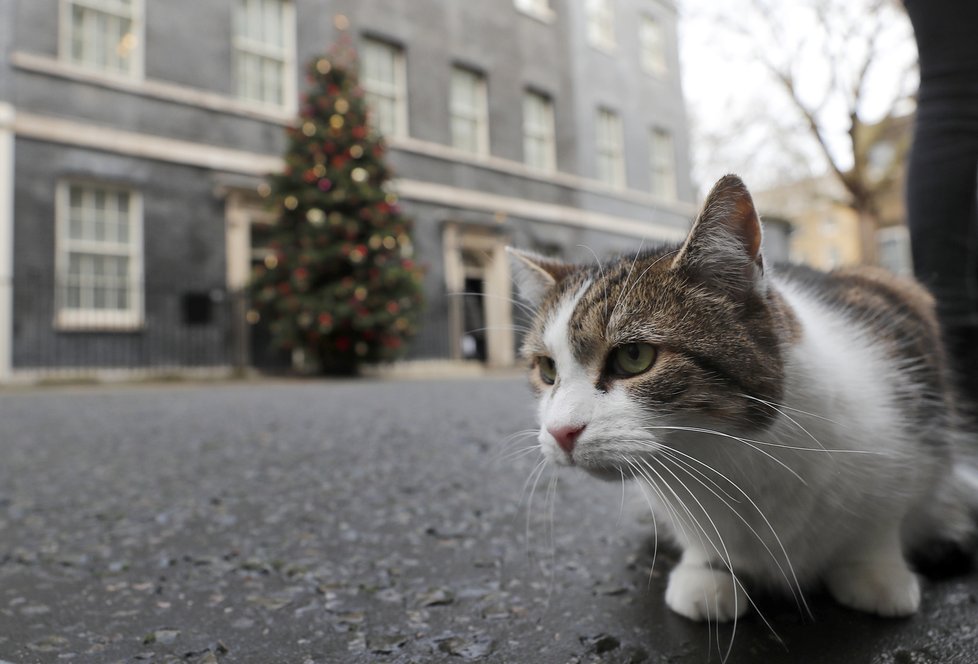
xmin=609 ymin=343 xmax=657 ymax=377
xmin=538 ymin=356 xmax=557 ymax=385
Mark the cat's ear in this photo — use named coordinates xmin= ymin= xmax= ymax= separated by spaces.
xmin=507 ymin=247 xmax=574 ymax=307
xmin=672 ymin=174 xmax=765 ymax=296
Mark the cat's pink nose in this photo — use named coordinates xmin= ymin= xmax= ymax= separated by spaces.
xmin=548 ymin=424 xmax=586 ymax=455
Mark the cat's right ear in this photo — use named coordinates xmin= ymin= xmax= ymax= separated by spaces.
xmin=671 ymin=174 xmax=765 ymax=297
xmin=506 ymin=248 xmax=573 ymax=307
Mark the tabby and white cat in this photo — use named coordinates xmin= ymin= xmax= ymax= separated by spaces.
xmin=509 ymin=175 xmax=978 ymax=622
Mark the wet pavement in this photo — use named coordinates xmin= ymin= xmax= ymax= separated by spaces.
xmin=0 ymin=377 xmax=976 ymax=664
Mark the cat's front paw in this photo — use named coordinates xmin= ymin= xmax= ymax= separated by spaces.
xmin=665 ymin=564 xmax=748 ymax=622
xmin=825 ymin=562 xmax=920 ymax=617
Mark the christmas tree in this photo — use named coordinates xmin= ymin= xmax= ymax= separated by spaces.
xmin=249 ymin=45 xmax=424 ymax=375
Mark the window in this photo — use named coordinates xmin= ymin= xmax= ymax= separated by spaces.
xmin=362 ymin=38 xmax=407 ymax=138
xmin=878 ymin=226 xmax=913 ymax=276
xmin=867 ymin=142 xmax=896 ymax=181
xmin=639 ymin=15 xmax=667 ymax=76
xmin=233 ymin=0 xmax=294 ymax=107
xmin=514 ymin=0 xmax=553 ymax=20
xmin=62 ymin=0 xmax=142 ymax=77
xmin=451 ymin=67 xmax=489 ymax=155
xmin=523 ymin=91 xmax=556 ymax=172
xmin=824 ymin=246 xmax=842 ymax=269
xmin=56 ymin=183 xmax=143 ymax=328
xmin=649 ymin=127 xmax=676 ymax=199
xmin=596 ymin=108 xmax=625 ymax=188
xmin=586 ymin=0 xmax=615 ymax=50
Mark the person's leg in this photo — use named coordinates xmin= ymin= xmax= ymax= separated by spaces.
xmin=904 ymin=0 xmax=978 ymax=406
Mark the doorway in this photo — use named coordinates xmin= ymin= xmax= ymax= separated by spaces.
xmin=224 ymin=189 xmax=291 ymax=372
xmin=443 ymin=224 xmax=515 ymax=367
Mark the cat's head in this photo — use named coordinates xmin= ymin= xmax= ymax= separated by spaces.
xmin=510 ymin=175 xmax=797 ymax=479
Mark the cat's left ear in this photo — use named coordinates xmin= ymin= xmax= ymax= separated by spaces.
xmin=507 ymin=247 xmax=574 ymax=307
xmin=672 ymin=174 xmax=766 ymax=297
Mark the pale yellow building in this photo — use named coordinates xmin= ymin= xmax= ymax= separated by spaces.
xmin=757 ymin=179 xmax=912 ymax=276
xmin=755 ymin=175 xmax=864 ymax=271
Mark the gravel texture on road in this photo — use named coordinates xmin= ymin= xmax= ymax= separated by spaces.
xmin=0 ymin=377 xmax=976 ymax=664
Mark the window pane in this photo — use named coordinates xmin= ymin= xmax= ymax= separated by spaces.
xmin=263 ymin=58 xmax=283 ymax=105
xmin=451 ymin=68 xmax=486 ymax=153
xmin=365 ymin=41 xmax=395 ymax=85
xmin=362 ymin=39 xmax=403 ymax=136
xmin=587 ymin=0 xmax=614 ymax=47
xmin=370 ymin=95 xmax=396 ymax=136
xmin=596 ymin=110 xmax=622 ymax=186
xmin=263 ymin=0 xmax=283 ymax=48
xmin=233 ymin=0 xmax=288 ymax=106
xmin=641 ymin=17 xmax=667 ymax=75
xmin=650 ymin=128 xmax=676 ymax=198
xmin=523 ymin=91 xmax=554 ymax=170
xmin=59 ymin=186 xmax=139 ymax=316
xmin=452 ymin=117 xmax=477 ymax=153
xmin=71 ymin=5 xmax=87 ymax=62
xmin=452 ymin=69 xmax=478 ymax=113
xmin=117 ymin=195 xmax=130 ymax=242
xmin=66 ymin=1 xmax=135 ymax=75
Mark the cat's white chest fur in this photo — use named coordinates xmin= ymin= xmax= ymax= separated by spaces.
xmin=654 ymin=279 xmax=939 ymax=593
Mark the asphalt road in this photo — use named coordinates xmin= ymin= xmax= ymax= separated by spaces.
xmin=1 ymin=377 xmax=976 ymax=664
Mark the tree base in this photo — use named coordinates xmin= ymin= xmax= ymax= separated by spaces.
xmin=318 ymin=354 xmax=360 ymax=377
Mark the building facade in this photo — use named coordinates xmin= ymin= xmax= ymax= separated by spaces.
xmin=756 ymin=170 xmax=912 ymax=277
xmin=0 ymin=0 xmax=695 ymax=380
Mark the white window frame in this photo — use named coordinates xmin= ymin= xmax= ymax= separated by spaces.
xmin=232 ymin=0 xmax=297 ymax=112
xmin=649 ymin=127 xmax=677 ymax=199
xmin=514 ymin=0 xmax=555 ymax=23
xmin=58 ymin=0 xmax=145 ymax=79
xmin=450 ymin=66 xmax=490 ymax=157
xmin=586 ymin=0 xmax=616 ymax=51
xmin=361 ymin=37 xmax=408 ymax=138
xmin=54 ymin=181 xmax=144 ymax=330
xmin=522 ymin=90 xmax=556 ymax=172
xmin=877 ymin=225 xmax=913 ymax=276
xmin=596 ymin=108 xmax=625 ymax=189
xmin=639 ymin=15 xmax=668 ymax=77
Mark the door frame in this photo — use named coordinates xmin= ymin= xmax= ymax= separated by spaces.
xmin=443 ymin=223 xmax=515 ymax=367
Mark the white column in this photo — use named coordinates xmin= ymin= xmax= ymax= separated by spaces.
xmin=486 ymin=242 xmax=515 ymax=368
xmin=0 ymin=102 xmax=14 ymax=382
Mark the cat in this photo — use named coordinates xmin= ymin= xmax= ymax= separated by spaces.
xmin=508 ymin=174 xmax=978 ymax=623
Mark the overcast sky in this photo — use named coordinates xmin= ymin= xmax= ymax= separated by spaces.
xmin=677 ymin=0 xmax=918 ymax=196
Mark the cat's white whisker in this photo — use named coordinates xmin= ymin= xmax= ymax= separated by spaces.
xmin=447 ymin=290 xmax=538 ymax=318
xmin=639 ymin=425 xmax=809 ymax=483
xmin=739 ymin=393 xmax=836 ymax=452
xmin=655 ymin=448 xmax=810 ymax=618
xmin=521 ymin=458 xmax=549 ymax=556
xmin=576 ymin=242 xmax=608 ymax=320
xmin=736 ymin=392 xmax=850 ymax=429
xmin=617 ymin=465 xmax=627 ymax=525
xmin=645 ymin=440 xmax=812 ymax=618
xmin=608 ymin=239 xmax=646 ymax=323
xmin=465 ymin=324 xmax=533 ymax=336
xmin=636 ymin=456 xmax=743 ymax=661
xmin=608 ymin=249 xmax=679 ymax=329
xmin=547 ymin=472 xmax=560 ymax=605
xmin=624 ymin=458 xmax=684 ymax=587
xmin=653 ymin=445 xmax=742 ymax=505
xmin=499 ymin=445 xmax=543 ymax=463
xmin=643 ymin=455 xmax=793 ymax=660
xmin=622 ymin=437 xmax=809 ymax=615
xmin=649 ymin=423 xmax=883 ymax=457
xmin=493 ymin=430 xmax=540 ymax=461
